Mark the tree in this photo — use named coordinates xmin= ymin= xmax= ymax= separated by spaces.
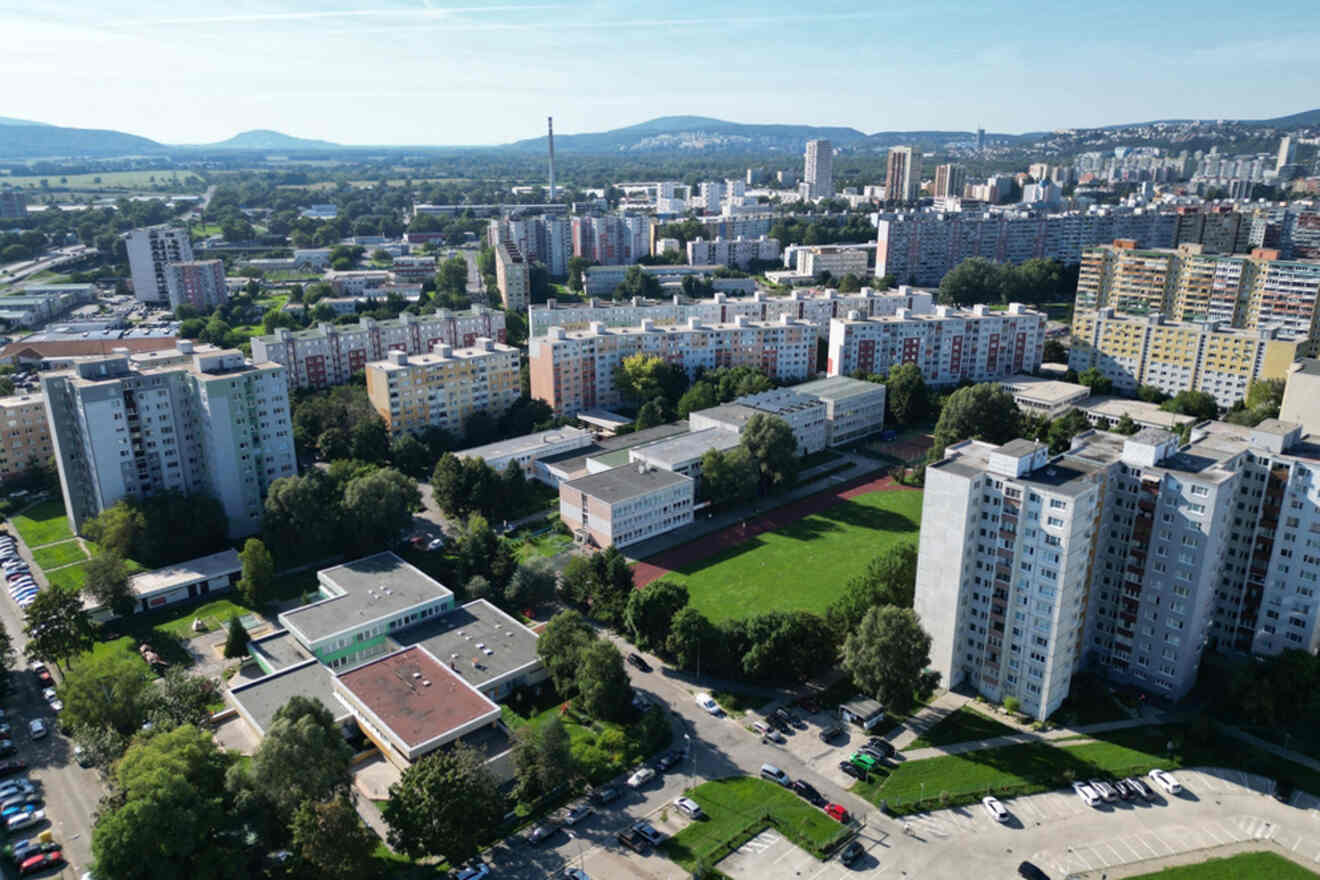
xmin=497 ymin=460 xmax=530 ymax=519
xmin=1076 ymin=367 xmax=1113 ymax=395
xmin=148 ymin=667 xmax=217 ymax=731
xmin=383 ymin=742 xmax=504 ymax=864
xmin=932 ymin=383 xmax=1022 ymax=456
xmin=841 ymin=606 xmax=933 ymax=714
xmin=576 ymin=639 xmax=632 ymax=721
xmin=292 ymin=795 xmax=378 ymax=880
xmin=244 ymin=696 xmax=353 ymax=822
xmin=676 ymin=381 xmax=717 ymax=418
xmin=612 ymin=264 xmax=662 ymax=300
xmin=84 ymin=551 xmax=134 ymax=618
xmin=438 ymin=255 xmax=469 ymax=295
xmin=464 ymin=411 xmax=498 ymax=447
xmin=884 ymin=364 xmax=930 ymax=426
xmin=503 ymin=557 xmax=558 ymax=611
xmin=350 ymin=417 xmax=390 ymax=463
xmin=1161 ymin=390 xmax=1218 ymax=422
xmin=586 ymin=545 xmax=634 ymax=624
xmin=699 ymin=445 xmax=759 ymax=507
xmin=342 ymin=467 xmax=420 ymax=551
xmin=825 ymin=543 xmax=919 ymax=638
xmin=666 ymin=606 xmax=716 ymax=672
xmin=431 ymin=453 xmax=467 ymax=517
xmin=389 ymin=431 xmax=432 ymax=479
xmin=456 ymin=513 xmax=499 ymax=583
xmin=465 ymin=575 xmax=493 ymax=600
xmin=24 ymin=587 xmax=93 ymax=672
xmin=512 ymin=715 xmax=576 ymax=804
xmin=237 ymin=538 xmax=275 ymax=606
xmin=536 ymin=610 xmax=596 ymax=696
xmin=60 ymin=648 xmax=152 ymax=736
xmin=82 ymin=502 xmax=145 ymax=559
xmin=634 ymin=399 xmax=666 ymax=430
xmin=223 ymin=617 xmax=250 ymax=659
xmin=1113 ymin=413 xmax=1138 ymax=435
xmin=613 ymin=353 xmax=687 ymax=407
xmin=263 ymin=470 xmax=343 ymax=565
xmin=558 ymin=555 xmax=596 ymax=607
xmin=1246 ymin=378 xmax=1285 ymax=415
xmin=1137 ymin=384 xmax=1170 ymax=404
xmin=1042 ymin=339 xmax=1068 ymax=363
xmin=624 ymin=580 xmax=689 ymax=651
xmin=742 ymin=413 xmax=799 ymax=492
xmin=1045 ymin=408 xmax=1092 ymax=454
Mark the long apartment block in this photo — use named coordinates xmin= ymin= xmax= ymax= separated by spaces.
xmin=529 ymin=315 xmax=816 ymax=415
xmin=1068 ymin=308 xmax=1305 ymax=408
xmin=364 ymin=339 xmax=521 ymax=436
xmin=42 ymin=351 xmax=296 ymax=538
xmin=1075 ymin=239 xmax=1320 ymax=340
xmin=0 ymin=394 xmax=53 ymax=482
xmin=825 ymin=303 xmax=1046 ymax=383
xmin=917 ymin=419 xmax=1320 ymax=721
xmin=251 ymin=308 xmax=506 ymax=390
xmin=527 ymin=287 xmax=934 ymax=340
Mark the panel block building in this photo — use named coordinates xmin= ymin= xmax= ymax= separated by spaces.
xmin=364 ymin=340 xmax=520 ymax=436
xmin=124 ymin=225 xmax=193 ymax=304
xmin=164 ymin=260 xmax=228 ymax=311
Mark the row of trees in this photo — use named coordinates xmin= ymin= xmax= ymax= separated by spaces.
xmin=937 ymin=257 xmax=1080 ymax=307
xmin=431 ymin=452 xmax=543 ymax=523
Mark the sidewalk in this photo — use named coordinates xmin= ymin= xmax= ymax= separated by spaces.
xmin=901 ymin=717 xmax=1153 ymax=761
xmin=1219 ymin=725 xmax=1320 ymax=773
xmin=886 ymin=691 xmax=971 ymax=749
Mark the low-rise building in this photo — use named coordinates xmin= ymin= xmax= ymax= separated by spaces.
xmin=1082 ymin=396 xmax=1197 ymax=432
xmin=454 ymin=426 xmax=596 ymax=484
xmin=536 ymin=423 xmax=689 ymax=486
xmin=560 ymin=463 xmax=695 ymax=549
xmin=364 ymin=340 xmax=520 ymax=437
xmin=388 ymin=256 xmax=437 ymax=283
xmin=694 ymin=388 xmax=828 ymax=455
xmin=797 ymin=245 xmax=870 ymax=279
xmin=0 ymin=284 xmax=97 ymax=328
xmin=0 ymin=394 xmax=52 ymax=482
xmin=1001 ymin=375 xmax=1092 ymax=419
xmin=685 ymin=236 xmax=781 ymax=270
xmin=85 ymin=549 xmax=242 ymax=622
xmin=792 ymin=376 xmax=887 ymax=445
xmin=627 ymin=428 xmax=742 ymax=478
xmin=1280 ymin=359 xmax=1320 ymax=436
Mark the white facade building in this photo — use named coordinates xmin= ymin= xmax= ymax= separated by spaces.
xmin=804 ymin=140 xmax=834 ymax=199
xmin=124 ymin=225 xmax=193 ymax=304
xmin=685 ymin=236 xmax=781 ymax=270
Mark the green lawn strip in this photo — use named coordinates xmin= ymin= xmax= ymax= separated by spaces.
xmin=153 ymin=598 xmax=255 ymax=640
xmin=69 ymin=636 xmax=153 ymax=677
xmin=661 ymin=777 xmax=849 ymax=873
xmin=658 ymin=489 xmax=924 ymax=621
xmin=905 ymin=705 xmax=1019 ymax=750
xmin=11 ymin=499 xmax=72 ymax=547
xmin=46 ymin=563 xmax=87 ymax=593
xmin=32 ymin=540 xmax=88 ymax=571
xmin=515 ymin=531 xmax=571 ymax=562
xmin=712 ymin=690 xmax=768 ymax=717
xmin=1127 ymin=852 xmax=1319 ymax=879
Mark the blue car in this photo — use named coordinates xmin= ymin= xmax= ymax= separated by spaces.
xmin=0 ymin=803 xmax=37 ymax=818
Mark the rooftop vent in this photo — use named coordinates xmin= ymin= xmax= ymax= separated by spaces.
xmin=422 ymin=680 xmax=431 ymax=687
xmin=412 ymin=672 xmax=421 ymax=679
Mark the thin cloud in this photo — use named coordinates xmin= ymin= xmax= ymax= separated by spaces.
xmin=129 ymin=5 xmax=563 ymax=26
xmin=333 ymin=9 xmax=890 ymax=35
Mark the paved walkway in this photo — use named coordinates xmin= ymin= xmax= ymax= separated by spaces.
xmin=1220 ymin=725 xmax=1320 ymax=773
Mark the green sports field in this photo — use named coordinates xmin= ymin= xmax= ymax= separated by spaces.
xmin=661 ymin=489 xmax=924 ymax=621
xmin=1128 ymin=852 xmax=1317 ymax=879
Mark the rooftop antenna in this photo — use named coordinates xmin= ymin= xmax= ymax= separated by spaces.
xmin=547 ymin=116 xmax=556 ymax=202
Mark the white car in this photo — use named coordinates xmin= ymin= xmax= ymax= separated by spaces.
xmin=1148 ymin=768 xmax=1183 ymax=794
xmin=27 ymin=719 xmax=45 ymax=740
xmin=695 ymin=693 xmax=721 ymax=715
xmin=426 ymin=538 xmax=445 ymax=552
xmin=674 ymin=796 xmax=704 ymax=819
xmin=981 ymin=795 xmax=1008 ymax=822
xmin=1088 ymin=778 xmax=1118 ymax=802
xmin=41 ymin=688 xmax=61 ymax=713
xmin=627 ymin=767 xmax=655 ymax=789
xmin=6 ymin=808 xmax=43 ymax=831
xmin=1073 ymin=781 xmax=1101 ymax=806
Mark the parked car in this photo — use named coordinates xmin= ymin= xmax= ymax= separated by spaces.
xmin=839 ymin=760 xmax=866 ymax=780
xmin=632 ymin=821 xmax=664 ymax=846
xmin=1124 ymin=776 xmax=1154 ymax=800
xmin=1148 ymin=768 xmax=1182 ymax=794
xmin=588 ymin=785 xmax=620 ymax=805
xmin=673 ymin=797 xmax=704 ymax=819
xmin=0 ymin=724 xmax=10 ymax=738
xmin=848 ymin=752 xmax=878 ymax=772
xmin=557 ymin=805 xmax=593 ymax=826
xmin=695 ymin=693 xmax=721 ymax=715
xmin=562 ymin=870 xmax=589 ymax=880
xmin=858 ymin=746 xmax=891 ymax=764
xmin=0 ymin=742 xmax=16 ymax=758
xmin=40 ymin=690 xmax=60 ymax=713
xmin=797 ymin=696 xmax=821 ymax=714
xmin=791 ymin=780 xmax=824 ymax=806
xmin=1073 ymin=781 xmax=1101 ymax=807
xmin=616 ymin=827 xmax=648 ymax=854
xmin=29 ymin=666 xmax=49 ymax=686
xmin=1275 ymin=779 xmax=1296 ymax=804
xmin=18 ymin=850 xmax=62 ymax=877
xmin=626 ymin=767 xmax=655 ymax=789
xmin=1112 ymin=778 xmax=1137 ymax=800
xmin=839 ymin=840 xmax=865 ymax=865
xmin=982 ymin=795 xmax=1009 ymax=822
xmin=5 ymin=810 xmax=42 ymax=832
xmin=753 ymin=721 xmax=784 ymax=743
xmin=0 ymin=780 xmax=34 ymax=801
xmin=653 ymin=751 xmax=682 ymax=772
xmin=0 ymin=794 xmax=39 ymax=812
xmin=0 ymin=760 xmax=26 ymax=778
xmin=824 ymin=803 xmax=849 ymax=823
xmin=625 ymin=653 xmax=652 ymax=673
xmin=26 ymin=720 xmax=45 ymax=740
xmin=1 ymin=803 xmax=39 ymax=819
xmin=865 ymin=738 xmax=895 ymax=758
xmin=425 ymin=538 xmax=445 ymax=552
xmin=759 ymin=763 xmax=790 ymax=786
xmin=451 ymin=862 xmax=490 ymax=880
xmin=818 ymin=725 xmax=844 ymax=742
xmin=525 ymin=824 xmax=557 ymax=846
xmin=6 ymin=837 xmax=58 ymax=863
xmin=1017 ymin=861 xmax=1050 ymax=880
xmin=1088 ymin=779 xmax=1118 ymax=802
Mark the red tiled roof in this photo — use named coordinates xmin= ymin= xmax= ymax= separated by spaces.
xmin=1 ymin=338 xmax=180 ymax=360
xmin=337 ymin=646 xmax=498 ymax=750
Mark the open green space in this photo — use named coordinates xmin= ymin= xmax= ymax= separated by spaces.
xmin=662 ymin=776 xmax=849 ymax=874
xmin=32 ymin=539 xmax=89 ymax=571
xmin=0 ymin=170 xmax=203 ymax=190
xmin=514 ymin=530 xmax=571 ymax=562
xmin=11 ymin=499 xmax=72 ymax=547
xmin=46 ymin=562 xmax=87 ymax=592
xmin=905 ymin=705 xmax=1018 ymax=750
xmin=154 ymin=598 xmax=255 ymax=640
xmin=1127 ymin=852 xmax=1318 ymax=879
xmin=712 ymin=690 xmax=768 ymax=717
xmin=654 ymin=489 xmax=923 ymax=621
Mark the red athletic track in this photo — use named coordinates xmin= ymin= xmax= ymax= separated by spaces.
xmin=632 ymin=474 xmax=916 ymax=588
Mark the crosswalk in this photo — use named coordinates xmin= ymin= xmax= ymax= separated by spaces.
xmin=736 ymin=830 xmax=782 ymax=856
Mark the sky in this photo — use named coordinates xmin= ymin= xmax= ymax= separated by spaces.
xmin=2 ymin=0 xmax=1319 ymax=146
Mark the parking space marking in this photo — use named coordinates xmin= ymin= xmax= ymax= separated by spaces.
xmin=1117 ymin=837 xmax=1143 ymax=860
xmin=1201 ymin=823 xmax=1224 ymax=844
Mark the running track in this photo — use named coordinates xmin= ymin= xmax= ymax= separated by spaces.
xmin=632 ymin=473 xmax=916 ymax=588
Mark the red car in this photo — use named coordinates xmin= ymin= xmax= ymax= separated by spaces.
xmin=19 ymin=850 xmax=63 ymax=875
xmin=824 ymin=803 xmax=849 ymax=823
xmin=29 ymin=665 xmax=50 ymax=686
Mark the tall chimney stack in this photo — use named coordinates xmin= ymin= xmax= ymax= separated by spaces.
xmin=547 ymin=116 xmax=556 ymax=202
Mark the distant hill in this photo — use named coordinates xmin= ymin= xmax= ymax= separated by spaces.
xmin=1244 ymin=108 xmax=1320 ymax=128
xmin=0 ymin=123 xmax=166 ymax=159
xmin=505 ymin=115 xmax=869 ymax=153
xmin=191 ymin=129 xmax=339 ymax=150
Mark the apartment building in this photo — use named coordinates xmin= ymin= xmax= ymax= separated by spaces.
xmin=826 ymin=303 xmax=1047 ymax=384
xmin=494 ymin=242 xmax=530 ymax=311
xmin=0 ymin=190 xmax=26 ymax=221
xmin=690 ymin=389 xmax=828 ymax=455
xmin=529 ymin=288 xmax=934 ymax=340
xmin=251 ymin=308 xmax=506 ymax=390
xmin=559 ymin=463 xmax=694 ymax=549
xmin=804 ymin=139 xmax=834 ymax=199
xmin=529 ymin=315 xmax=816 ymax=415
xmin=124 ymin=225 xmax=193 ymax=304
xmin=1068 ymin=309 xmax=1303 ymax=408
xmin=685 ymin=236 xmax=781 ymax=270
xmin=798 ymin=246 xmax=870 ymax=279
xmin=364 ymin=340 xmax=520 ymax=436
xmin=885 ymin=147 xmax=922 ymax=202
xmin=572 ymin=215 xmax=653 ymax=265
xmin=934 ymin=164 xmax=967 ymax=199
xmin=1075 ymin=240 xmax=1320 ymax=340
xmin=164 ymin=260 xmax=228 ymax=311
xmin=0 ymin=394 xmax=52 ymax=482
xmin=488 ymin=215 xmax=571 ymax=277
xmin=387 ymin=256 xmax=437 ymax=284
xmin=42 ymin=351 xmax=296 ymax=538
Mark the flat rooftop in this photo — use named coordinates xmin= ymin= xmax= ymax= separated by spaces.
xmin=794 ymin=375 xmax=884 ymax=401
xmin=563 ymin=462 xmax=692 ymax=504
xmin=281 ymin=552 xmax=452 ymax=644
xmin=393 ymin=600 xmax=541 ymax=690
xmin=336 ymin=646 xmax=499 ymax=752
xmin=229 ymin=660 xmax=349 ymax=736
xmin=248 ymin=629 xmax=313 ymax=673
xmin=368 ymin=342 xmax=515 ymax=372
xmin=1084 ymin=396 xmax=1196 ymax=429
xmin=539 ymin=421 xmax=689 ymax=477
xmin=937 ymin=439 xmax=1107 ymax=497
xmin=735 ymin=388 xmax=821 ymax=414
xmin=1003 ymin=375 xmax=1091 ymax=405
xmin=690 ymin=403 xmax=760 ymax=429
xmin=455 ymin=426 xmax=594 ymax=463
xmin=631 ymin=428 xmax=741 ymax=467
xmin=128 ymin=549 xmax=241 ymax=598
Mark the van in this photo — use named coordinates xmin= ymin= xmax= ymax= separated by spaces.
xmin=760 ymin=763 xmax=790 ymax=786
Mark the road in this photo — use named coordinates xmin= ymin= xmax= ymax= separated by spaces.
xmin=0 ymin=528 xmax=102 ymax=878
xmin=0 ymin=245 xmax=96 ymax=286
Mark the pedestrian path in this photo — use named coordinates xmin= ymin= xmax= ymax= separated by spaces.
xmin=886 ymin=690 xmax=970 ymax=749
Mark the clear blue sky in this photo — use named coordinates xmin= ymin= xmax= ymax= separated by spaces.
xmin=2 ymin=0 xmax=1318 ymax=146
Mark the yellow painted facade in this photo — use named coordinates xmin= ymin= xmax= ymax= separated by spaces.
xmin=365 ymin=341 xmax=521 ymax=436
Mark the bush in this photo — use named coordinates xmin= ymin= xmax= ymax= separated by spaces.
xmin=1003 ymin=696 xmax=1021 ymax=715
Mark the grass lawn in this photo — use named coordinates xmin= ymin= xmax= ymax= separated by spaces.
xmin=712 ymin=690 xmax=769 ymax=717
xmin=11 ymin=500 xmax=72 ymax=547
xmin=658 ymin=489 xmax=924 ymax=621
xmin=46 ymin=563 xmax=87 ymax=592
xmin=70 ymin=637 xmax=153 ymax=676
xmin=662 ymin=777 xmax=849 ymax=873
xmin=32 ymin=540 xmax=88 ymax=571
xmin=0 ymin=170 xmax=202 ymax=189
xmin=905 ymin=705 xmax=1019 ymax=750
xmin=1127 ymin=852 xmax=1318 ymax=879
xmin=515 ymin=531 xmax=571 ymax=562
xmin=153 ymin=598 xmax=255 ymax=640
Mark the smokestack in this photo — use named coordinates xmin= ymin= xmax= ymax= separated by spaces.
xmin=547 ymin=116 xmax=556 ymax=202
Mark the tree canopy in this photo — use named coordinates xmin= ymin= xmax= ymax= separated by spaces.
xmin=24 ymin=587 xmax=94 ymax=671
xmin=1160 ymin=390 xmax=1218 ymax=422
xmin=841 ymin=606 xmax=933 ymax=713
xmin=742 ymin=413 xmax=799 ymax=491
xmin=383 ymin=742 xmax=504 ymax=864
xmin=931 ymin=382 xmax=1023 ymax=456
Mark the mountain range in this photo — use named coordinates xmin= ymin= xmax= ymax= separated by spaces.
xmin=0 ymin=110 xmax=1315 ymax=160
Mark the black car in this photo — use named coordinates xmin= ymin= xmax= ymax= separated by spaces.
xmin=819 ymin=725 xmax=844 ymax=742
xmin=525 ymin=824 xmax=557 ymax=846
xmin=857 ymin=746 xmax=892 ymax=765
xmin=839 ymin=760 xmax=866 ymax=781
xmin=1017 ymin=861 xmax=1050 ymax=880
xmin=791 ymin=780 xmax=825 ymax=806
xmin=653 ymin=751 xmax=682 ymax=772
xmin=865 ymin=738 xmax=895 ymax=758
xmin=626 ymin=653 xmax=652 ymax=673
xmin=589 ymin=785 xmax=620 ymax=805
xmin=1113 ymin=778 xmax=1136 ymax=800
xmin=0 ymin=761 xmax=24 ymax=778
xmin=1275 ymin=778 xmax=1296 ymax=804
xmin=616 ymin=827 xmax=649 ymax=854
xmin=839 ymin=840 xmax=865 ymax=866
